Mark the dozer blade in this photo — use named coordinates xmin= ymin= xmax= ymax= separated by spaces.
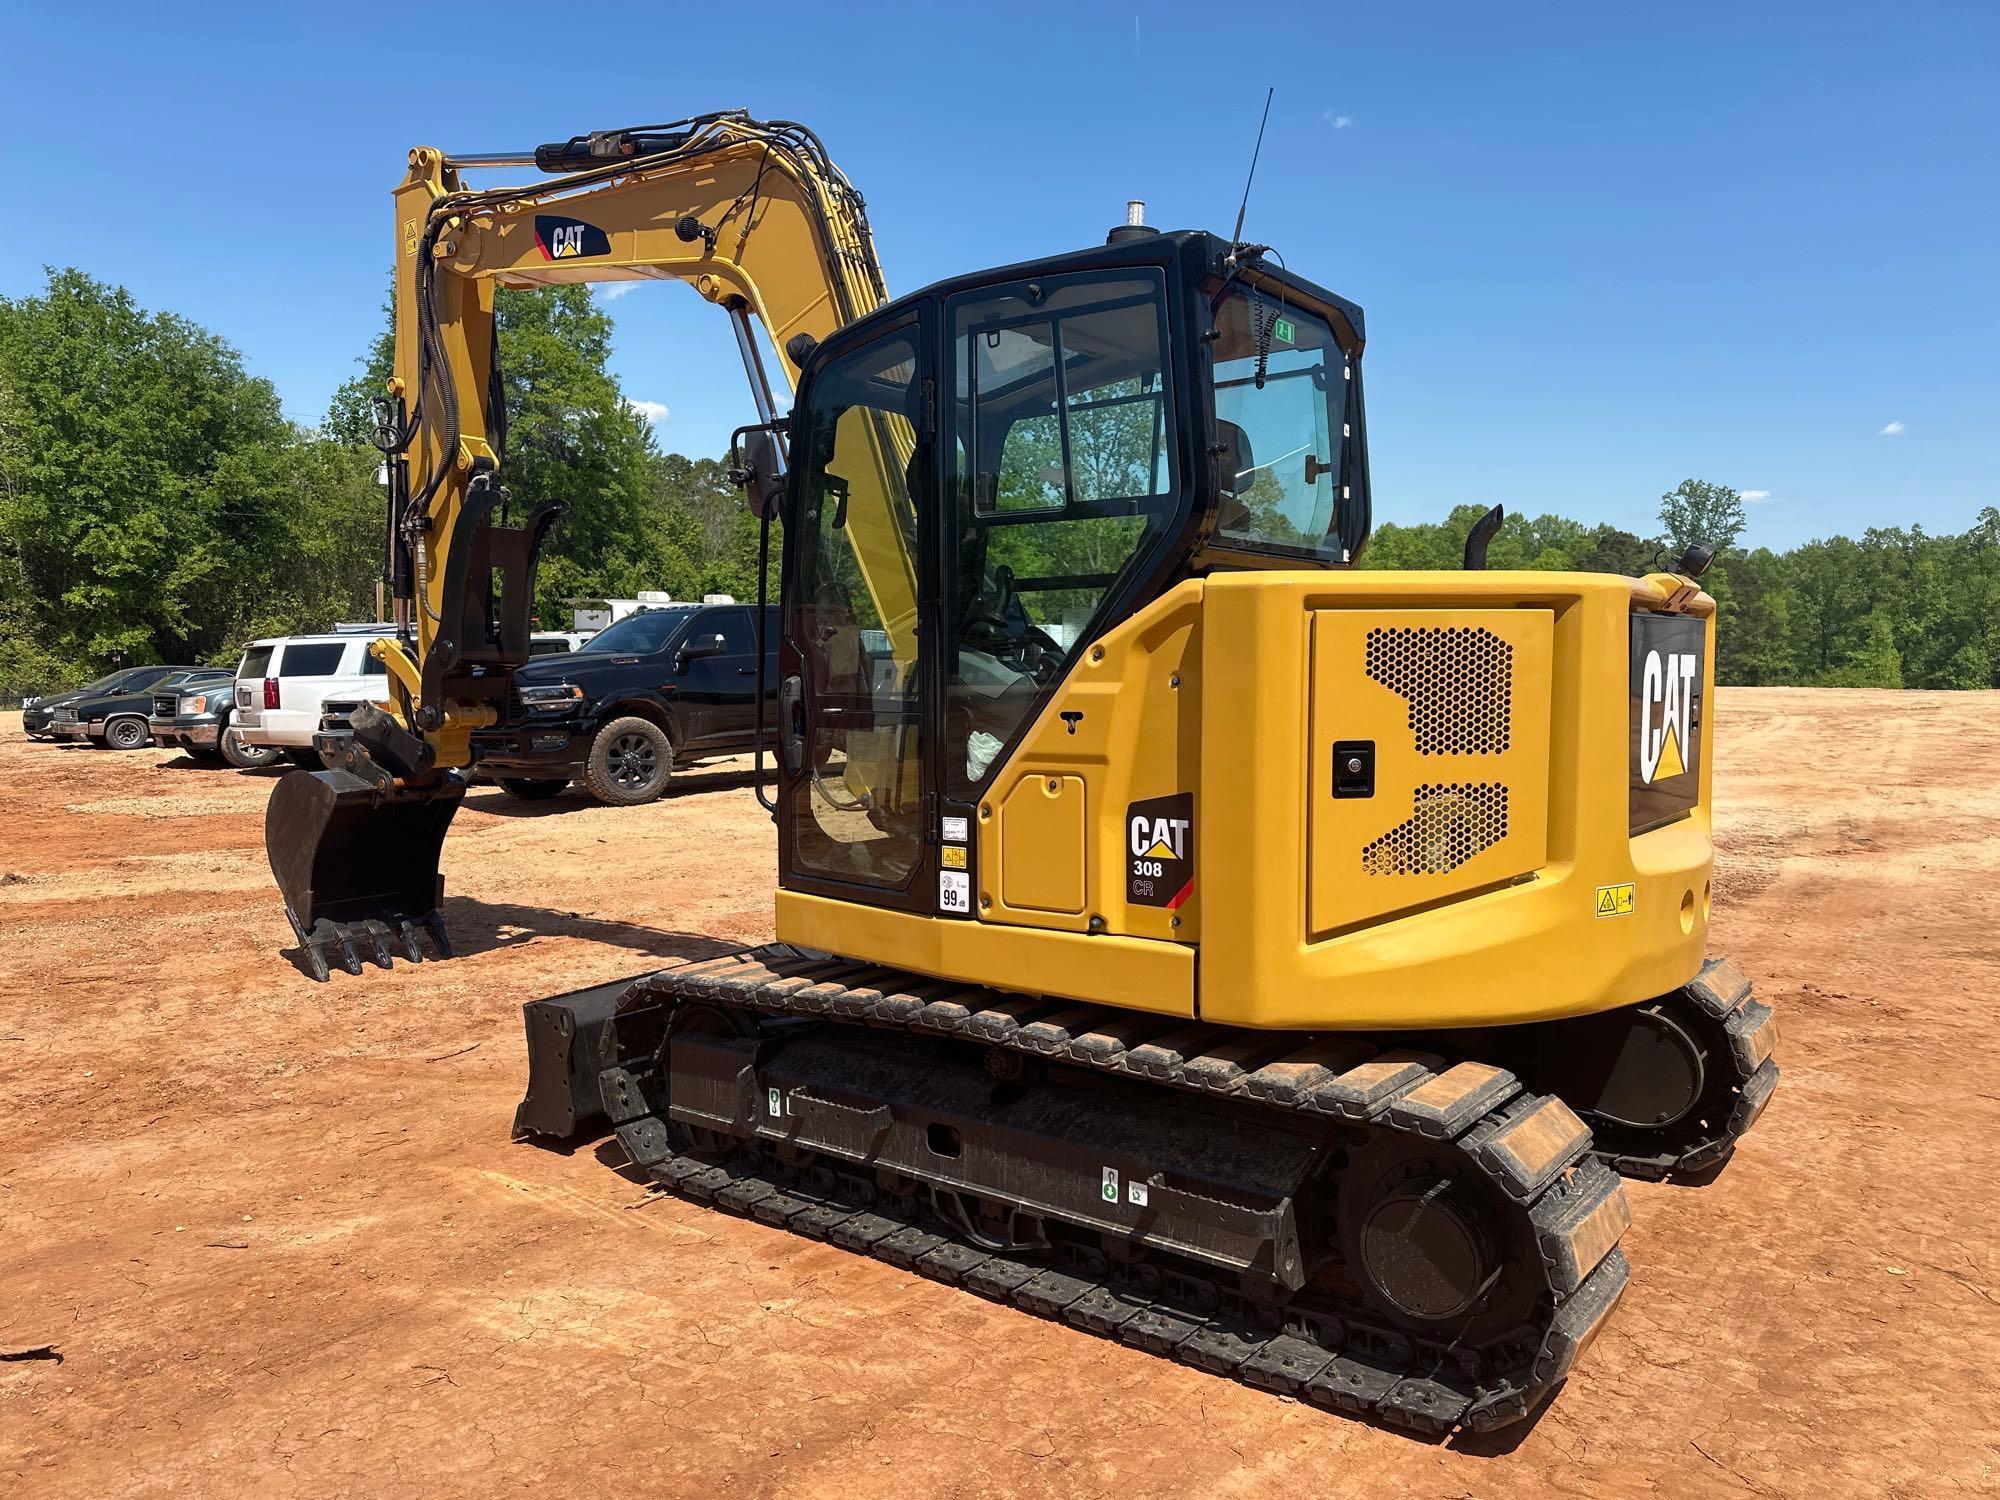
xmin=264 ymin=768 xmax=465 ymax=982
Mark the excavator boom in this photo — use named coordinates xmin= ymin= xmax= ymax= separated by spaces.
xmin=265 ymin=112 xmax=907 ymax=978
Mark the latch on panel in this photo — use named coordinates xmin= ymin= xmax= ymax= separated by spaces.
xmin=1332 ymin=739 xmax=1375 ymax=799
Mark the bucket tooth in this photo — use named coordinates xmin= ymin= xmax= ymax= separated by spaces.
xmin=357 ymin=919 xmax=395 ymax=970
xmin=396 ymin=919 xmax=425 ymax=964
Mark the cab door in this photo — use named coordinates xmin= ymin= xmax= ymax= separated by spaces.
xmin=777 ymin=312 xmax=938 ymax=915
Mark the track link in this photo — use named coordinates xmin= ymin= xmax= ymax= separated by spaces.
xmin=597 ymin=946 xmax=1635 ymax=1434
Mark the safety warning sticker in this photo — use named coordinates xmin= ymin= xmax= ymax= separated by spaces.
xmin=1595 ymin=882 xmax=1636 ymax=918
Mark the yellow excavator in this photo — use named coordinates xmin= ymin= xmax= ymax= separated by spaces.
xmin=265 ymin=111 xmax=1779 ymax=1434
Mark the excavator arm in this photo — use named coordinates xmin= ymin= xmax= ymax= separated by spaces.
xmin=265 ymin=111 xmax=905 ymax=979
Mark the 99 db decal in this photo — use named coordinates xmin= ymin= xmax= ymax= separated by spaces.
xmin=1126 ymin=793 xmax=1193 ymax=909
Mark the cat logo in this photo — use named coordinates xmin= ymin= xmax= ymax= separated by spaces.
xmin=1628 ymin=612 xmax=1705 ymax=832
xmin=1125 ymin=793 xmax=1193 ymax=909
xmin=1638 ymin=647 xmax=1699 ymax=785
xmin=533 ymin=215 xmax=611 ymax=261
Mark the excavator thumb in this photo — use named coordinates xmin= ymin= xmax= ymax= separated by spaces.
xmin=264 ymin=704 xmax=465 ymax=981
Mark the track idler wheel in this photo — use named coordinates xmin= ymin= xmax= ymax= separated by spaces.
xmin=1336 ymin=1133 xmax=1541 ymax=1344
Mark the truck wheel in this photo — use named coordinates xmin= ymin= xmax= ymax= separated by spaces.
xmin=220 ymin=728 xmax=282 ymax=770
xmin=105 ymin=715 xmax=152 ymax=750
xmin=500 ymin=777 xmax=569 ymax=800
xmin=583 ymin=717 xmax=675 ymax=806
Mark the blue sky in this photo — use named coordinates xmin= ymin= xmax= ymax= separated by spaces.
xmin=4 ymin=3 xmax=1994 ymax=549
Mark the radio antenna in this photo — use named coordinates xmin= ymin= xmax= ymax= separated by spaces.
xmin=1230 ymin=87 xmax=1275 ymax=249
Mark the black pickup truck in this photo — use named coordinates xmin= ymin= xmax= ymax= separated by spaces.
xmin=472 ymin=602 xmax=777 ymax=805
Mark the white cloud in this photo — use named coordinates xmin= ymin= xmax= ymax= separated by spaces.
xmin=1739 ymin=489 xmax=1773 ymax=504
xmin=1321 ymin=110 xmax=1353 ymax=129
xmin=596 ymin=282 xmax=640 ymax=301
xmin=625 ymin=399 xmax=669 ymax=425
xmin=1878 ymin=420 xmax=1905 ymax=436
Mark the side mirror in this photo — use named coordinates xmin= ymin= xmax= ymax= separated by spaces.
xmin=678 ymin=633 xmax=728 ymax=667
xmin=731 ymin=425 xmax=786 ymax=520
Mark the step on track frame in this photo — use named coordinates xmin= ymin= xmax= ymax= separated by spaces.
xmin=596 ymin=946 xmax=1639 ymax=1435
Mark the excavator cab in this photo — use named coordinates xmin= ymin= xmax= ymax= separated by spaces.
xmin=765 ymin=231 xmax=1372 ymax=921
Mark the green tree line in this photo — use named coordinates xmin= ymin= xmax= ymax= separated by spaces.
xmin=2 ymin=267 xmax=1993 ymax=697
xmin=1361 ymin=481 xmax=2000 ymax=688
xmin=0 ymin=269 xmax=768 ymax=699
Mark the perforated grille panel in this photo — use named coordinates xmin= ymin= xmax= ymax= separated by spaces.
xmin=1362 ymin=783 xmax=1510 ymax=876
xmin=1365 ymin=626 xmax=1513 ymax=755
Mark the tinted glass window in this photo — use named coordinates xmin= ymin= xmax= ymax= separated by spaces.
xmin=1209 ymin=285 xmax=1349 ymax=559
xmin=787 ymin=324 xmax=924 ymax=890
xmin=577 ymin=610 xmax=687 ymax=655
xmin=527 ymin=636 xmax=572 ymax=657
xmin=708 ymin=610 xmax=756 ymax=655
xmin=278 ymin=643 xmax=346 ymax=676
xmin=238 ymin=646 xmax=274 ymax=679
xmin=945 ymin=271 xmax=1178 ymax=793
xmin=361 ymin=650 xmax=388 ymax=674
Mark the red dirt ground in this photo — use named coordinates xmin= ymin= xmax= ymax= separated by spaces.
xmin=3 ymin=689 xmax=1996 ymax=1498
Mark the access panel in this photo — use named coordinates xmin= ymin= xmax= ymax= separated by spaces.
xmin=1307 ymin=608 xmax=1554 ymax=938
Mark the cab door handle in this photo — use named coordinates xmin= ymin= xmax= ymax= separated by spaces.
xmin=778 ymin=675 xmax=805 ymax=775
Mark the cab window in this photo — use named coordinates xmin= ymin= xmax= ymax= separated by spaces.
xmin=944 ymin=271 xmax=1178 ymax=792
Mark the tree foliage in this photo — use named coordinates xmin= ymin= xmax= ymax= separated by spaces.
xmin=1361 ymin=492 xmax=2000 ymax=689
xmin=0 ymin=269 xmax=383 ymax=695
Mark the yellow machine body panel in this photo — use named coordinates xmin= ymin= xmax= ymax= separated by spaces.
xmin=978 ymin=583 xmax=1203 ymax=941
xmin=775 ymin=889 xmax=1195 ymax=1017
xmin=1202 ymin=569 xmax=1713 ymax=1030
xmin=997 ymin=774 xmax=1088 ymax=915
xmin=777 ymin=568 xmax=1715 ymax=1033
xmin=1306 ymin=606 xmax=1553 ymax=936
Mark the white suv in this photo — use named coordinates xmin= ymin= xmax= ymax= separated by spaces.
xmin=232 ymin=627 xmax=396 ymax=755
xmin=235 ymin=627 xmax=593 ymax=760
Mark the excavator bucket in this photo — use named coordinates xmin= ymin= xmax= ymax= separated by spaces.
xmin=264 ymin=767 xmax=464 ymax=981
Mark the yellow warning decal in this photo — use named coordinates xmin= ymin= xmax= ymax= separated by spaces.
xmin=1595 ymin=882 xmax=1636 ymax=918
xmin=940 ymin=845 xmax=967 ymax=870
